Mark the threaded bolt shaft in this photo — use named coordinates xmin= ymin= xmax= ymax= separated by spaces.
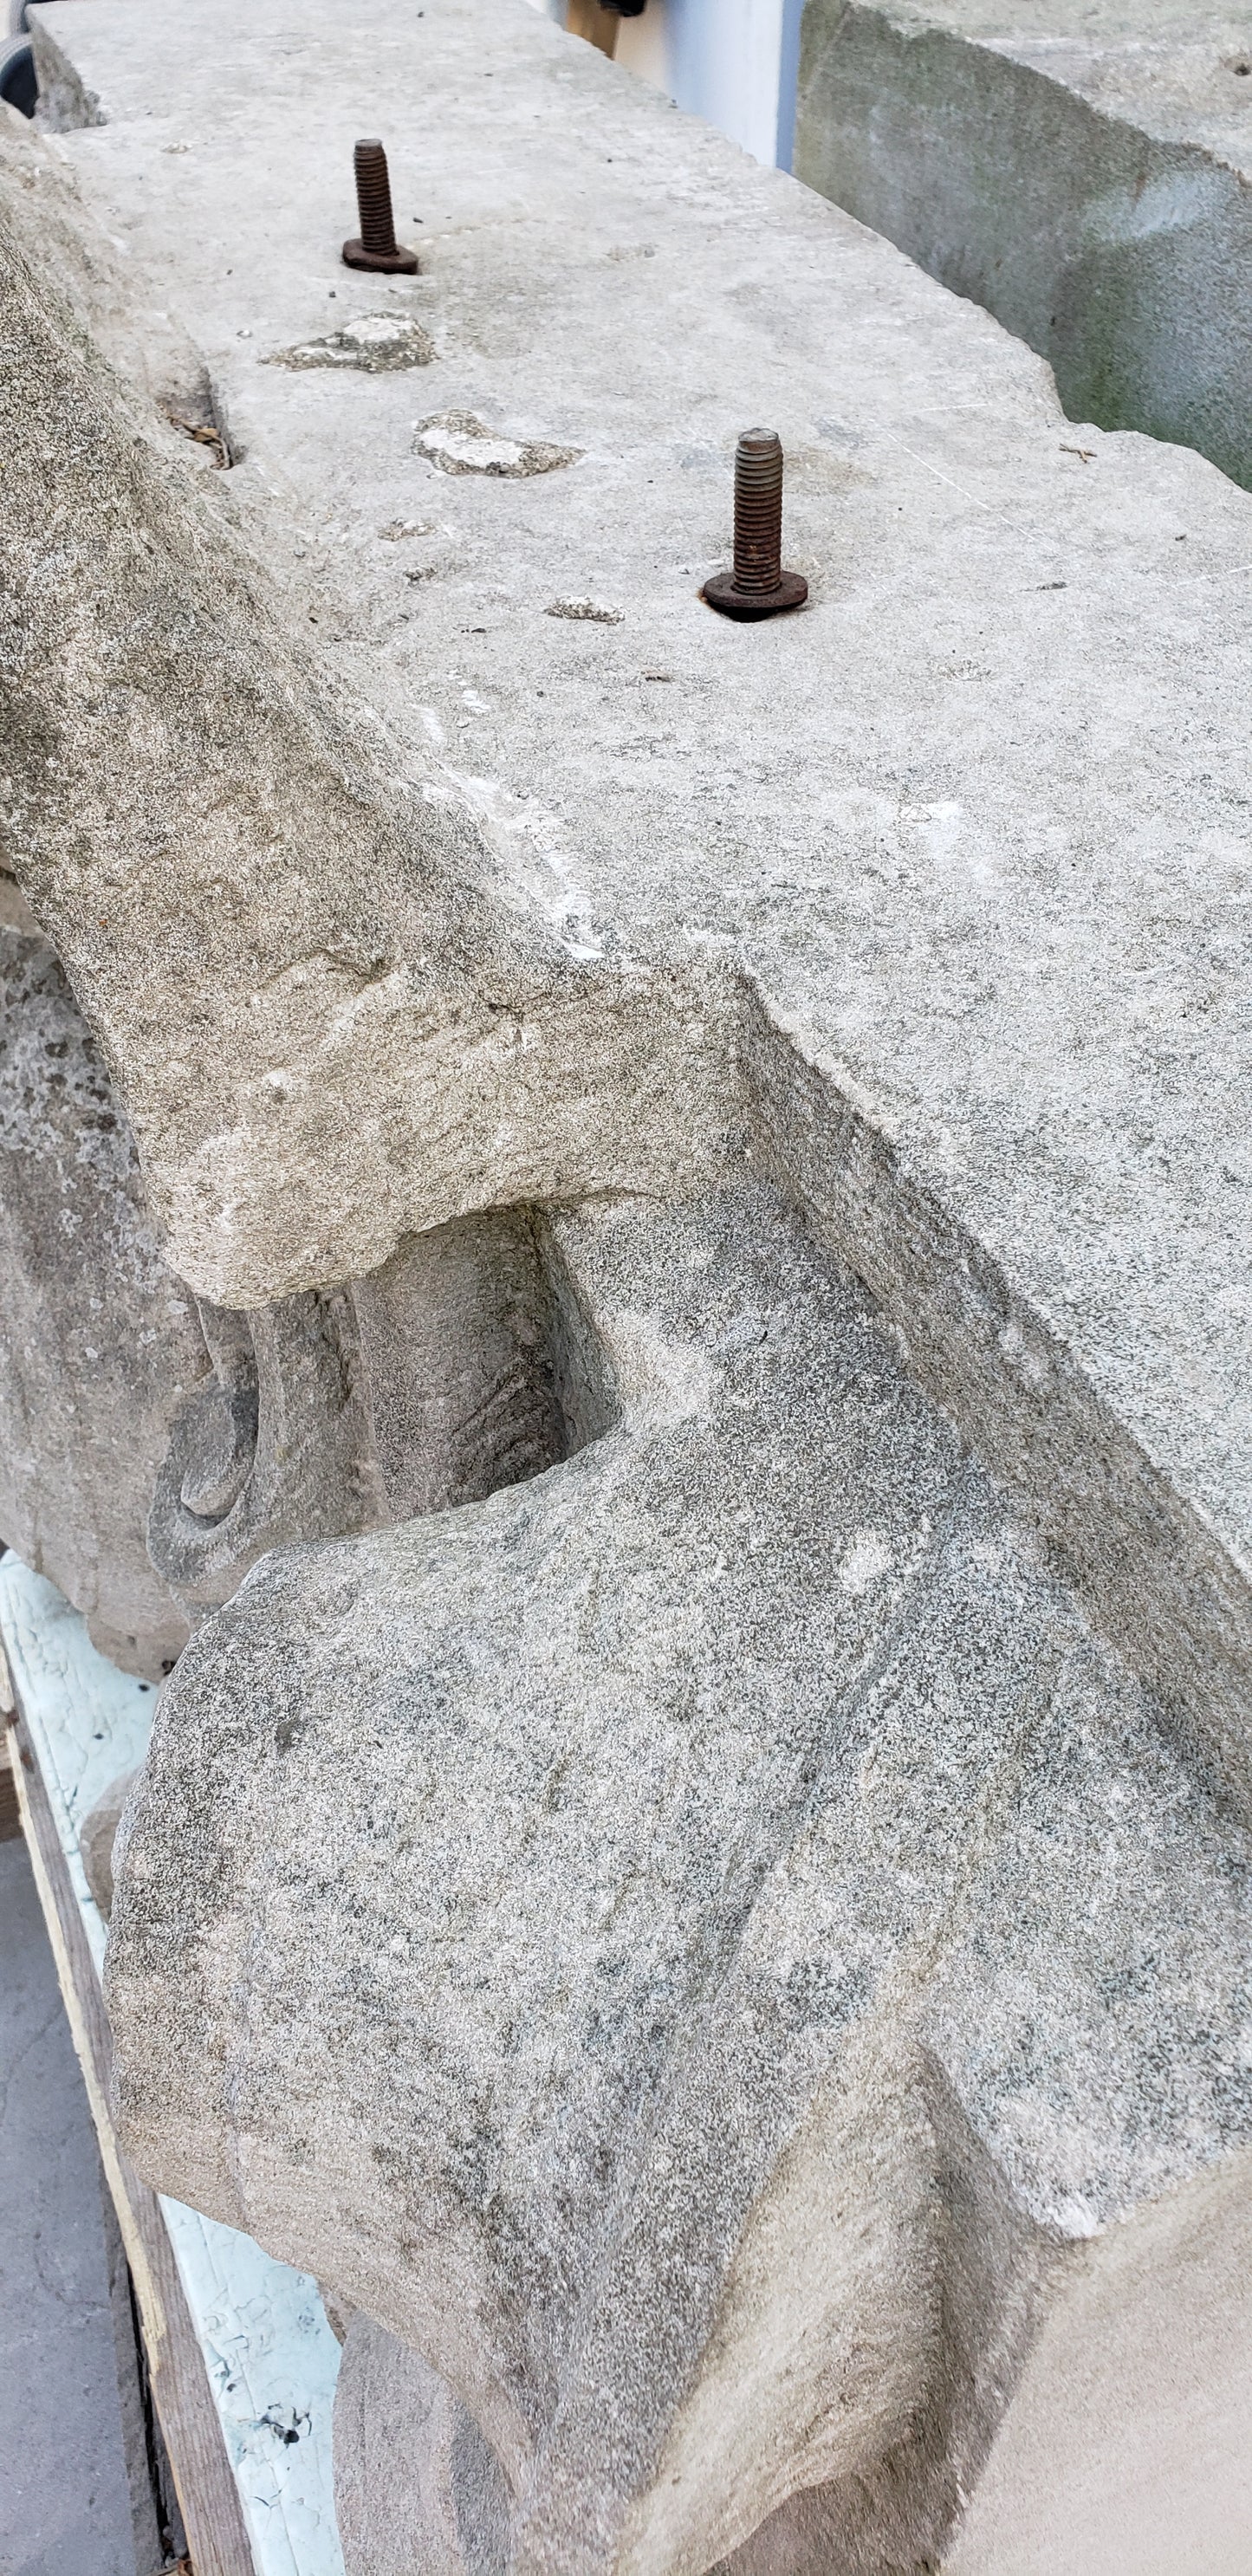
xmin=354 ymin=139 xmax=399 ymax=260
xmin=732 ymin=428 xmax=785 ymax=594
xmin=701 ymin=425 xmax=806 ymax=620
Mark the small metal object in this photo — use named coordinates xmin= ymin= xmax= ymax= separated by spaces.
xmin=701 ymin=428 xmax=808 ymax=621
xmin=342 ymin=140 xmax=418 ymax=276
xmin=0 ymin=34 xmax=36 ymax=118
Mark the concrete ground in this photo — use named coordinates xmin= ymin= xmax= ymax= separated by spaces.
xmin=0 ymin=1822 xmax=140 ymax=2576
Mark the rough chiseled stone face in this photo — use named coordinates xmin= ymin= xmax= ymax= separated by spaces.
xmin=0 ymin=906 xmax=590 ymax=1667
xmin=333 ymin=2313 xmax=513 ymax=2576
xmin=796 ymin=0 xmax=1252 ymax=492
xmin=7 ymin=0 xmax=1252 ymax=2562
xmin=146 ymin=1208 xmax=601 ymax=1621
xmin=0 ymin=919 xmax=205 ymax=1674
xmin=0 ymin=905 xmax=593 ymax=1684
xmin=107 ymin=1184 xmax=1252 ymax=2573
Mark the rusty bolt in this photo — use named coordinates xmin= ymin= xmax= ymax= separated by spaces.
xmin=701 ymin=428 xmax=808 ymax=621
xmin=342 ymin=139 xmax=418 ymax=276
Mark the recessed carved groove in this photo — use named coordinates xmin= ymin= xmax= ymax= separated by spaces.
xmin=351 ymin=1206 xmax=617 ymax=1523
xmin=146 ymin=1209 xmax=619 ymax=1622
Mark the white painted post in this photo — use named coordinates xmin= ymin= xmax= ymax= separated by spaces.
xmin=617 ymin=0 xmax=801 ymax=168
xmin=525 ymin=0 xmax=804 ymax=170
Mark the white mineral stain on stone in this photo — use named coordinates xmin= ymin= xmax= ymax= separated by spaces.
xmin=447 ymin=767 xmax=605 ymax=961
xmin=413 ymin=412 xmax=581 ymax=477
xmin=900 ymin=800 xmax=970 ymax=876
xmin=268 ymin=315 xmax=434 ymax=373
xmin=838 ymin=1528 xmax=893 ymax=1594
xmin=999 ymin=1316 xmax=1054 ymax=1393
xmin=435 ymin=427 xmax=520 ymax=470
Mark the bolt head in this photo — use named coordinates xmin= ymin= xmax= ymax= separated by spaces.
xmin=341 ymin=237 xmax=419 ymax=274
xmin=700 ymin=570 xmax=808 ymax=621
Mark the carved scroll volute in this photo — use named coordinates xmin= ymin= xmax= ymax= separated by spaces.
xmin=146 ymin=1289 xmax=386 ymax=1616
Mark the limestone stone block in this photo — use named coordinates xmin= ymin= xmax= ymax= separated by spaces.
xmin=0 ymin=925 xmax=205 ymax=1676
xmin=80 ymin=1765 xmax=139 ymax=1921
xmin=795 ymin=0 xmax=1252 ymax=488
xmin=107 ymin=1185 xmax=1252 ymax=2573
xmin=6 ymin=0 xmax=1252 ymax=2561
xmin=9 ymin=0 xmax=1252 ymax=1794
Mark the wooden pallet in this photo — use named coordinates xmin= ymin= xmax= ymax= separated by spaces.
xmin=0 ymin=1561 xmax=345 ymax=2576
xmin=5 ymin=1684 xmax=256 ymax=2576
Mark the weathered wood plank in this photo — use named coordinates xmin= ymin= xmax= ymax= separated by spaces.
xmin=6 ymin=1697 xmax=256 ymax=2576
xmin=565 ymin=0 xmax=620 ymax=57
xmin=0 ymin=1737 xmax=19 ymax=1840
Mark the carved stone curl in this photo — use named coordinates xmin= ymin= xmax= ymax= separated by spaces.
xmin=107 ymin=1188 xmax=1252 ymax=2574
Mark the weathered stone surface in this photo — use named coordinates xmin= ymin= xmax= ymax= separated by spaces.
xmin=108 ymin=1184 xmax=1252 ymax=2572
xmin=0 ymin=801 xmax=587 ymax=1670
xmin=334 ymin=2313 xmax=512 ymax=2576
xmin=0 ymin=925 xmax=204 ymax=1675
xmin=0 ymin=899 xmax=576 ymax=1661
xmin=4 ymin=0 xmax=1252 ymax=2562
xmin=796 ymin=0 xmax=1252 ymax=488
xmin=415 ymin=412 xmax=583 ymax=476
xmin=0 ymin=846 xmax=585 ymax=1668
xmin=80 ymin=1764 xmax=138 ymax=1920
xmin=0 ymin=116 xmax=587 ymax=1656
xmin=266 ymin=314 xmax=436 ymax=373
xmin=146 ymin=1208 xmax=604 ymax=1619
xmin=943 ymin=2146 xmax=1252 ymax=2573
xmin=6 ymin=0 xmax=1252 ymax=1794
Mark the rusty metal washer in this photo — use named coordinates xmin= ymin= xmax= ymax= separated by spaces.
xmin=701 ymin=566 xmax=808 ymax=621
